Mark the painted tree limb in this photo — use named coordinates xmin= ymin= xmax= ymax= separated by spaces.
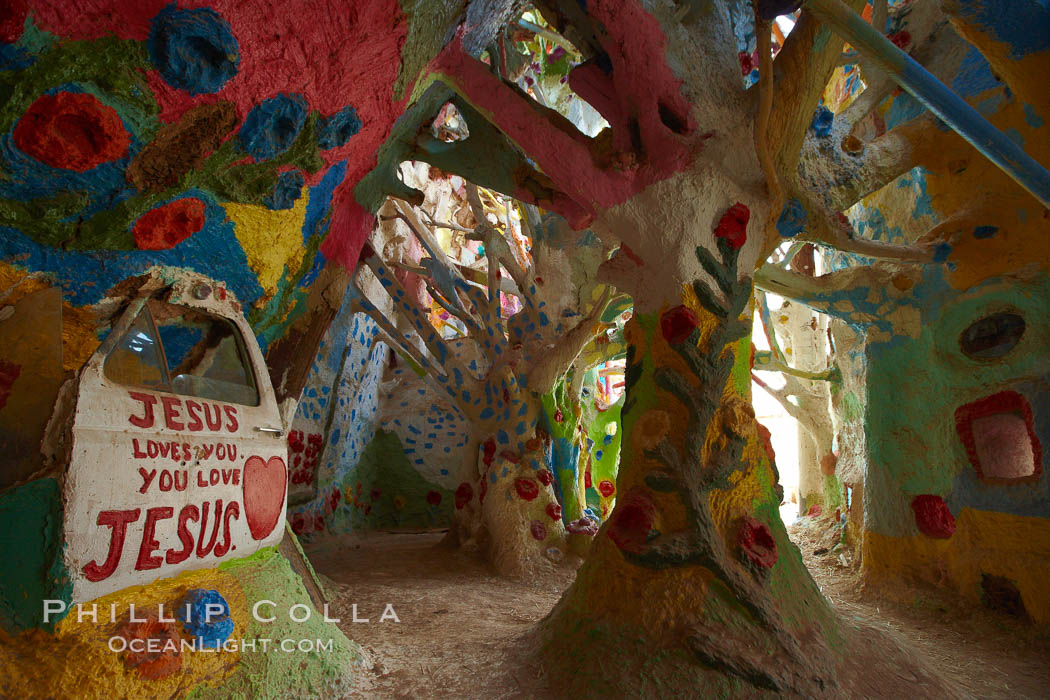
xmin=359 ymin=252 xmax=478 ymax=392
xmin=752 ymin=372 xmax=830 ymax=462
xmin=768 ymin=1 xmax=863 ymax=176
xmin=527 ymin=286 xmax=612 ymax=394
xmin=753 ymin=352 xmax=841 ymax=382
xmin=940 ymin=0 xmax=1050 ymax=118
xmin=792 ymin=189 xmax=936 ymax=262
xmin=464 ymin=183 xmax=532 ymax=307
xmin=754 ymin=14 xmax=785 ymax=254
xmin=756 ymin=291 xmax=787 ymax=364
xmin=796 ymin=2 xmax=962 ymax=211
xmin=754 ymin=261 xmax=915 ymax=325
xmin=806 ymin=0 xmax=1050 ymax=208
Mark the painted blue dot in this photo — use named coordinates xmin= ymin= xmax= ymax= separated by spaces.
xmin=239 ymin=93 xmax=308 ymax=160
xmin=148 ymin=5 xmax=240 ymax=95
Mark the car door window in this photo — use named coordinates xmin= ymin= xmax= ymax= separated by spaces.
xmin=150 ymin=300 xmax=259 ymax=407
xmin=102 ymin=305 xmax=169 ymax=391
xmin=103 ymin=299 xmax=260 ymax=406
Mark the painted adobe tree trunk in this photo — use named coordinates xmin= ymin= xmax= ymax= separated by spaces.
xmin=355 ymin=189 xmax=617 ymax=575
xmin=753 ymin=283 xmax=839 ymax=512
xmin=540 ymin=179 xmax=849 ymax=695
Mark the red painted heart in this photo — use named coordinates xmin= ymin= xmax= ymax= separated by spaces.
xmin=242 ymin=455 xmax=287 ymax=540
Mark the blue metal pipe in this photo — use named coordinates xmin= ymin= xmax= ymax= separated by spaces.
xmin=805 ymin=0 xmax=1050 ymax=209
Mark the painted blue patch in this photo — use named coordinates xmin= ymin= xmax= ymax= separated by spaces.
xmin=180 ymin=589 xmax=234 ymax=648
xmin=950 ymin=47 xmax=1000 ymax=99
xmin=0 ymin=197 xmax=259 ymax=308
xmin=148 ymin=4 xmax=240 ymax=95
xmin=954 ymin=0 xmax=1050 ymax=59
xmin=883 ymin=92 xmax=926 ymax=130
xmin=1023 ymin=103 xmax=1045 ymax=129
xmin=239 ymin=93 xmax=308 ymax=160
xmin=933 ymin=242 xmax=952 ymax=262
xmin=776 ymin=198 xmax=808 ymax=238
xmin=318 ymin=106 xmax=362 ymax=150
xmin=810 ymin=105 xmax=833 ymax=137
xmin=264 ymin=170 xmax=305 ymax=210
xmin=973 ymin=225 xmax=998 ymax=239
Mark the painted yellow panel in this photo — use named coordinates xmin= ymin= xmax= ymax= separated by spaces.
xmin=225 ymin=189 xmax=310 ymax=300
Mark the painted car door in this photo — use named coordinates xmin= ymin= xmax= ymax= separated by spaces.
xmin=64 ymin=275 xmax=288 ymax=603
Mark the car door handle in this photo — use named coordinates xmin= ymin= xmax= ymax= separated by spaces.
xmin=254 ymin=426 xmax=284 ymax=436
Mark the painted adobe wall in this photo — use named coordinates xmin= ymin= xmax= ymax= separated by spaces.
xmin=860 ymin=259 xmax=1050 ymax=622
xmin=0 ymin=1 xmax=477 ymax=694
xmin=284 ymin=286 xmax=390 ymax=537
xmin=842 ymin=92 xmax=1049 ymax=626
xmin=374 ymin=360 xmax=469 ymax=524
xmin=0 ymin=0 xmax=415 ymax=368
xmin=792 ymin=0 xmax=1050 ymax=621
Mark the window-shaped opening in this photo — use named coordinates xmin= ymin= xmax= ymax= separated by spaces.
xmin=103 ymin=306 xmax=167 ymax=390
xmin=954 ymin=391 xmax=1041 ymax=482
xmin=104 ymin=300 xmax=259 ymax=406
xmin=959 ymin=311 xmax=1025 ymax=360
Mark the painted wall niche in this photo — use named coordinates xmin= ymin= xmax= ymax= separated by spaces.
xmin=955 ymin=391 xmax=1042 ymax=483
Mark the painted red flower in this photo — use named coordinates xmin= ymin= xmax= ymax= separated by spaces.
xmin=567 ymin=517 xmax=599 ymax=536
xmin=499 ymin=450 xmax=520 ymax=464
xmin=426 ymin=490 xmax=442 ymax=506
xmin=482 ymin=439 xmax=497 ymax=466
xmin=288 ymin=430 xmax=305 ymax=453
xmin=911 ymin=495 xmax=955 ymax=538
xmin=545 ymin=502 xmax=562 ymax=521
xmin=290 ymin=513 xmax=306 ymax=534
xmin=536 ymin=469 xmax=553 ymax=486
xmin=515 ymin=478 xmax=539 ymax=501
xmin=454 ymin=482 xmax=473 ymax=509
xmin=370 ymin=487 xmax=382 ymax=502
xmin=530 ymin=520 xmax=547 ymax=541
xmin=737 ymin=516 xmax=777 ymax=569
xmin=888 ymin=30 xmax=911 ymax=49
xmin=132 ymin=198 xmax=207 ymax=250
xmin=14 ymin=92 xmax=130 ymax=171
xmin=584 ymin=469 xmax=592 ymax=489
xmin=313 ymin=513 xmax=325 ymax=531
xmin=117 ymin=617 xmax=182 ymax=680
xmin=597 ymin=480 xmax=616 ymax=498
xmin=0 ymin=0 xmax=27 ymax=43
xmin=660 ymin=305 xmax=698 ymax=345
xmin=714 ymin=202 xmax=750 ymax=249
xmin=606 ymin=488 xmax=656 ymax=553
xmin=738 ymin=50 xmax=754 ymax=75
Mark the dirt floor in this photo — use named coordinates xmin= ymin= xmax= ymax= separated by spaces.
xmin=306 ymin=526 xmax=1050 ymax=699
xmin=789 ymin=516 xmax=1050 ymax=700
